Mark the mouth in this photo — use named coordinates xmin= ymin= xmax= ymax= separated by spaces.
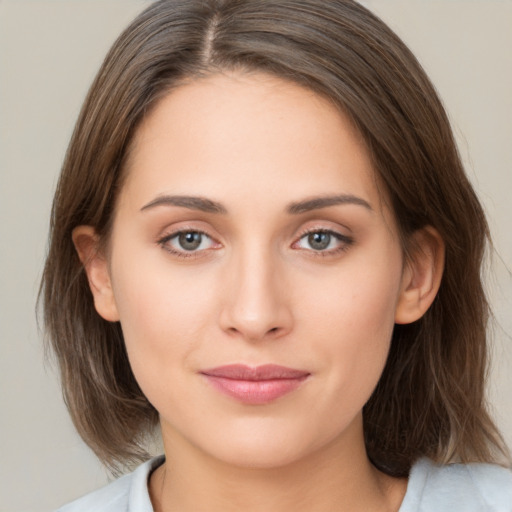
xmin=200 ymin=364 xmax=310 ymax=405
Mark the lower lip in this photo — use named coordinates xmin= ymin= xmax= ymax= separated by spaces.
xmin=203 ymin=375 xmax=308 ymax=405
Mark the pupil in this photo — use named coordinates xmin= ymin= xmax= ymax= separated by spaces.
xmin=179 ymin=232 xmax=202 ymax=251
xmin=309 ymin=232 xmax=330 ymax=250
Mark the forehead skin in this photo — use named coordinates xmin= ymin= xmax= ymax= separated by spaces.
xmin=121 ymin=72 xmax=393 ymax=228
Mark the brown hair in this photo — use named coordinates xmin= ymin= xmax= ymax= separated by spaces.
xmin=41 ymin=0 xmax=509 ymax=476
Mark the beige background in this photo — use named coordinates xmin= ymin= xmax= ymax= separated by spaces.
xmin=1 ymin=1 xmax=511 ymax=511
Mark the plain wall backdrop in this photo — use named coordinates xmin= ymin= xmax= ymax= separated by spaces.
xmin=1 ymin=1 xmax=511 ymax=511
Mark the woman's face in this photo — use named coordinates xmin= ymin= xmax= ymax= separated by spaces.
xmin=97 ymin=72 xmax=412 ymax=468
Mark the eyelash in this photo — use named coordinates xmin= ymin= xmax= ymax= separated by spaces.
xmin=157 ymin=227 xmax=354 ymax=259
xmin=157 ymin=228 xmax=218 ymax=259
xmin=293 ymin=228 xmax=354 ymax=257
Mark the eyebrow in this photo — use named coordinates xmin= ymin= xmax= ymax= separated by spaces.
xmin=141 ymin=195 xmax=227 ymax=214
xmin=140 ymin=193 xmax=372 ymax=215
xmin=287 ymin=194 xmax=373 ymax=214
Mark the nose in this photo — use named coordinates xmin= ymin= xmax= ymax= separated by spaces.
xmin=219 ymin=247 xmax=293 ymax=342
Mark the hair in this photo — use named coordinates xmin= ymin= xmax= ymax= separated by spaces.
xmin=41 ymin=0 xmax=509 ymax=476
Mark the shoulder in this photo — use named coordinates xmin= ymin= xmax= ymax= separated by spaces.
xmin=55 ymin=456 xmax=164 ymax=512
xmin=401 ymin=457 xmax=512 ymax=512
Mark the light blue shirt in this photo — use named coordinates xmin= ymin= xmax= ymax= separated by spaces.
xmin=57 ymin=456 xmax=512 ymax=511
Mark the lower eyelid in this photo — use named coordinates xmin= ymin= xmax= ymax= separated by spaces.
xmin=157 ymin=227 xmax=352 ymax=255
xmin=157 ymin=229 xmax=218 ymax=253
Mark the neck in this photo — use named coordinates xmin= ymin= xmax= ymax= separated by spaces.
xmin=149 ymin=417 xmax=407 ymax=512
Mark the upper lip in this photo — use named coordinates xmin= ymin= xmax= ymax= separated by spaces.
xmin=200 ymin=364 xmax=310 ymax=381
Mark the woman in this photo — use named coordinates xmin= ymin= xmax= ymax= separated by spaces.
xmin=41 ymin=0 xmax=512 ymax=510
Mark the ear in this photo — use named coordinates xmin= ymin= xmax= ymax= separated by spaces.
xmin=395 ymin=226 xmax=445 ymax=325
xmin=72 ymin=226 xmax=120 ymax=322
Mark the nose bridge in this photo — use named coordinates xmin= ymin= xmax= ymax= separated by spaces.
xmin=220 ymin=240 xmax=292 ymax=340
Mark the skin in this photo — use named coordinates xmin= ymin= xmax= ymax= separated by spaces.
xmin=74 ymin=72 xmax=444 ymax=512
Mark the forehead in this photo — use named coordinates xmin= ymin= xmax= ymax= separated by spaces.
xmin=121 ymin=72 xmax=386 ymax=214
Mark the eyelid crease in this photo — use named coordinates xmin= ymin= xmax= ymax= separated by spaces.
xmin=158 ymin=227 xmax=211 ymax=243
xmin=292 ymin=227 xmax=355 ymax=256
xmin=298 ymin=229 xmax=353 ymax=243
xmin=155 ymin=225 xmax=354 ymax=260
xmin=156 ymin=227 xmax=221 ymax=259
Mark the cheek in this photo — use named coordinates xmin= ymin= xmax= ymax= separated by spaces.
xmin=109 ymin=251 xmax=220 ymax=393
xmin=299 ymin=248 xmax=403 ymax=401
xmin=301 ymin=246 xmax=402 ymax=339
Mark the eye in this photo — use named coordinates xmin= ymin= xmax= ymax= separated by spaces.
xmin=158 ymin=230 xmax=218 ymax=256
xmin=294 ymin=229 xmax=353 ymax=254
xmin=175 ymin=232 xmax=207 ymax=251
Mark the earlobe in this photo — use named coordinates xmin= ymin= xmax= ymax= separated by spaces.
xmin=395 ymin=226 xmax=445 ymax=325
xmin=72 ymin=226 xmax=120 ymax=322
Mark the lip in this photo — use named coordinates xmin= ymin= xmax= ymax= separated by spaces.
xmin=200 ymin=364 xmax=310 ymax=405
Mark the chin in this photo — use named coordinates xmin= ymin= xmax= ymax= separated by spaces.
xmin=210 ymin=442 xmax=309 ymax=470
xmin=196 ymin=424 xmax=338 ymax=471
